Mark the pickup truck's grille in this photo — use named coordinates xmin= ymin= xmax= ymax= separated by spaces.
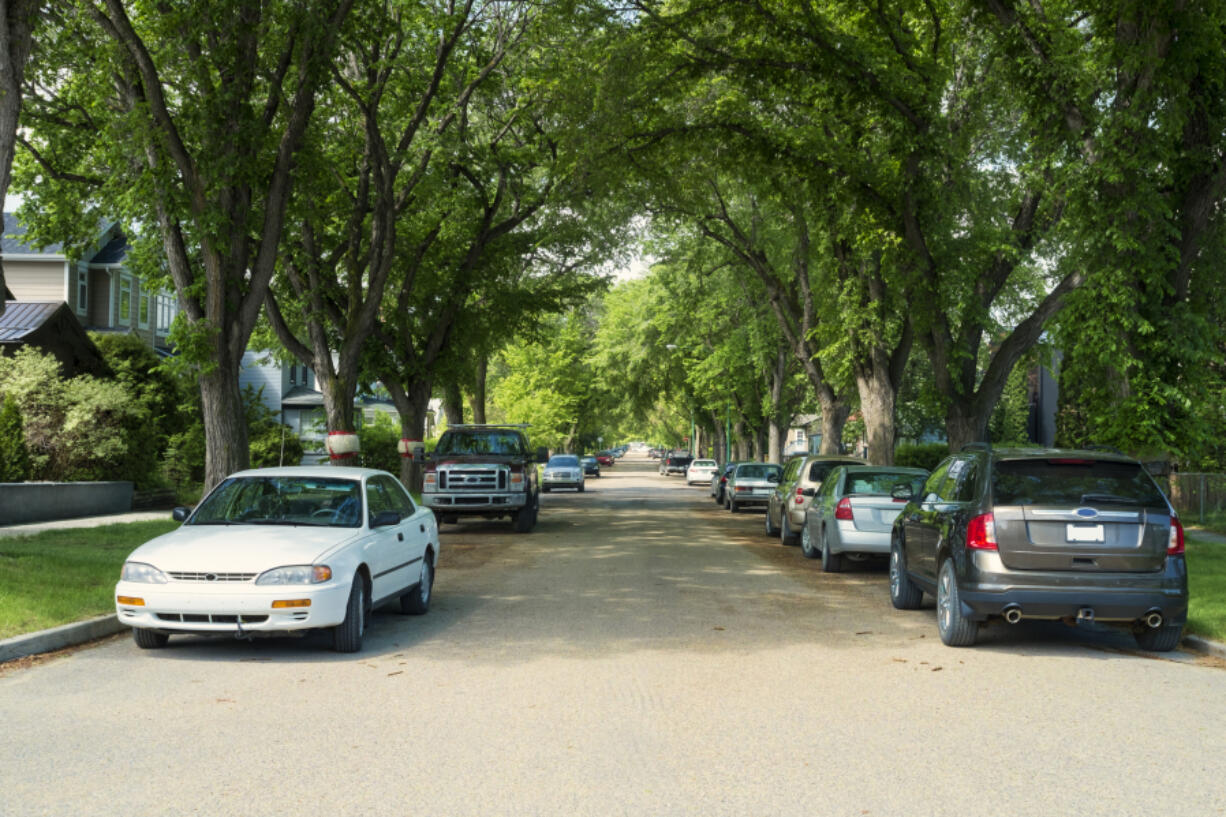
xmin=440 ymin=467 xmax=506 ymax=491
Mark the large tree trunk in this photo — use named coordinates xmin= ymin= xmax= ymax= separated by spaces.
xmin=0 ymin=0 xmax=38 ymax=319
xmin=199 ymin=362 xmax=249 ymax=490
xmin=443 ymin=380 xmax=465 ymax=426
xmin=387 ymin=379 xmax=432 ymax=492
xmin=767 ymin=349 xmax=786 ymax=464
xmin=469 ymin=356 xmax=487 ymax=424
xmin=945 ymin=402 xmax=989 ymax=455
xmin=817 ymin=392 xmax=851 ymax=455
xmin=317 ymin=367 xmax=356 ymax=435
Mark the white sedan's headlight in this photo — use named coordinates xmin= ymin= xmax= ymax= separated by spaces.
xmin=121 ymin=562 xmax=169 ymax=584
xmin=255 ymin=565 xmax=332 ymax=585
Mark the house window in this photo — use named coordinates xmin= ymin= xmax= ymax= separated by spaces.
xmin=76 ymin=268 xmax=89 ymax=317
xmin=795 ymin=429 xmax=806 ymax=443
xmin=138 ymin=288 xmax=150 ymax=329
xmin=155 ymin=294 xmax=177 ymax=336
xmin=289 ymin=364 xmax=298 ymax=385
xmin=118 ymin=275 xmax=133 ymax=323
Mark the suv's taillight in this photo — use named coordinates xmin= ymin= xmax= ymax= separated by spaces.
xmin=834 ymin=497 xmax=853 ymax=520
xmin=966 ymin=513 xmax=997 ymax=550
xmin=1168 ymin=515 xmax=1185 ymax=556
xmin=794 ymin=487 xmax=806 ymax=505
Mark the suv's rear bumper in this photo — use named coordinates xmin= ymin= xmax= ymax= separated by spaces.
xmin=960 ymin=553 xmax=1188 ymax=623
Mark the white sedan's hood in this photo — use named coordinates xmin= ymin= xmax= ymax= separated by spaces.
xmin=128 ymin=525 xmax=362 ymax=573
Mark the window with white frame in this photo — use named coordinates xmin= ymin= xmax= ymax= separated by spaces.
xmin=76 ymin=268 xmax=89 ymax=316
xmin=155 ymin=294 xmax=177 ymax=336
xmin=118 ymin=274 xmax=133 ymax=324
xmin=138 ymin=286 xmax=150 ymax=329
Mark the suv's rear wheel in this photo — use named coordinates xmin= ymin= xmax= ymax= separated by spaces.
xmin=1133 ymin=619 xmax=1183 ymax=652
xmin=781 ymin=513 xmax=798 ymax=546
xmin=764 ymin=506 xmax=780 ymax=536
xmin=936 ymin=559 xmax=978 ymax=647
xmin=889 ymin=541 xmax=922 ymax=609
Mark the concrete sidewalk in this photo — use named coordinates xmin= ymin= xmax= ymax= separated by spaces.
xmin=0 ymin=510 xmax=172 ymax=538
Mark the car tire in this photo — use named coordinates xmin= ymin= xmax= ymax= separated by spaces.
xmin=800 ymin=522 xmax=819 ymax=559
xmin=133 ymin=628 xmax=168 ymax=649
xmin=1133 ymin=620 xmax=1183 ymax=652
xmin=729 ymin=498 xmax=738 ymax=513
xmin=781 ymin=513 xmax=798 ymax=546
xmin=578 ymin=483 xmax=585 ymax=493
xmin=543 ymin=486 xmax=551 ymax=493
xmin=936 ymin=559 xmax=978 ymax=647
xmin=332 ymin=576 xmax=366 ymax=653
xmin=889 ymin=540 xmax=923 ymax=609
xmin=820 ymin=526 xmax=843 ymax=572
xmin=765 ymin=505 xmax=780 ymax=536
xmin=400 ymin=556 xmax=433 ymax=615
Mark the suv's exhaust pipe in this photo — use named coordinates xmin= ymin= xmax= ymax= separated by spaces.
xmin=1002 ymin=605 xmax=1023 ymax=624
xmin=1143 ymin=610 xmax=1164 ymax=629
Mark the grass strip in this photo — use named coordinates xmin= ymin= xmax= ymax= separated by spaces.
xmin=1186 ymin=534 xmax=1226 ymax=643
xmin=0 ymin=520 xmax=179 ymax=640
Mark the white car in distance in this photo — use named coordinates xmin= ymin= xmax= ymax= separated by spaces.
xmin=686 ymin=458 xmax=719 ymax=485
xmin=114 ymin=466 xmax=439 ymax=653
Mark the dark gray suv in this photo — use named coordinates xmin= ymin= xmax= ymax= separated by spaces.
xmin=889 ymin=444 xmax=1188 ymax=650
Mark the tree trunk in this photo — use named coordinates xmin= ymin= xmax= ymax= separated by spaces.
xmin=443 ymin=380 xmax=465 ymax=426
xmin=945 ymin=402 xmax=989 ymax=455
xmin=711 ymin=410 xmax=726 ymax=464
xmin=0 ymin=0 xmax=38 ymax=319
xmin=388 ymin=379 xmax=432 ymax=492
xmin=317 ymin=368 xmax=356 ymax=435
xmin=469 ymin=356 xmax=487 ymax=424
xmin=856 ymin=363 xmax=899 ymax=465
xmin=817 ymin=393 xmax=850 ymax=455
xmin=199 ymin=362 xmax=249 ymax=490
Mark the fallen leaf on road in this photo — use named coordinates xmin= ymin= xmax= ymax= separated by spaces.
xmin=931 ymin=667 xmax=943 ymax=672
xmin=387 ymin=671 xmax=403 ymax=677
xmin=713 ymin=626 xmax=725 ymax=631
xmin=855 ymin=631 xmax=872 ymax=635
xmin=892 ymin=658 xmax=907 ymax=663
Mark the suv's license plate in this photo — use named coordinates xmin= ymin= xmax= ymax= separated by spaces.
xmin=1067 ymin=523 xmax=1105 ymax=543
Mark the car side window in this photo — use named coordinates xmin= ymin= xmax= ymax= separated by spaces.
xmin=377 ymin=475 xmax=416 ymax=515
xmin=782 ymin=458 xmax=801 ymax=482
xmin=365 ymin=480 xmax=395 ymax=522
xmin=953 ymin=459 xmax=981 ymax=503
xmin=922 ymin=460 xmax=952 ymax=502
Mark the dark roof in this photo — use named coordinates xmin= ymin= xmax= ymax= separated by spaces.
xmin=90 ymin=235 xmax=129 ymax=265
xmin=2 ymin=213 xmax=65 ymax=256
xmin=282 ymin=385 xmax=324 ymax=407
xmin=0 ymin=301 xmax=61 ymax=341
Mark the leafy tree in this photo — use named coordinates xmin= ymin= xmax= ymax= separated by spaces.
xmin=0 ymin=0 xmax=40 ymax=317
xmin=0 ymin=395 xmax=31 ymax=482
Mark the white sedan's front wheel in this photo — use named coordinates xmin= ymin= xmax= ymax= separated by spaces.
xmin=332 ymin=577 xmax=366 ymax=653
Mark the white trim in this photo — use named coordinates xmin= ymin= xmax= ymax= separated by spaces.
xmin=106 ymin=270 xmax=115 ymax=326
xmin=137 ymin=286 xmax=150 ymax=329
xmin=61 ymin=261 xmax=70 ymax=302
xmin=118 ymin=273 xmax=133 ymax=325
xmin=1 ymin=252 xmax=68 ymax=261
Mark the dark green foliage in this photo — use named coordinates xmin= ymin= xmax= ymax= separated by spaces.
xmin=0 ymin=395 xmax=32 ymax=482
xmin=894 ymin=443 xmax=949 ymax=472
xmin=244 ymin=387 xmax=303 ymax=469
xmin=357 ymin=412 xmax=402 ymax=474
xmin=989 ymin=363 xmax=1032 ymax=446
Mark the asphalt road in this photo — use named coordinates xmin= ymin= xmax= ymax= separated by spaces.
xmin=2 ymin=456 xmax=1224 ymax=817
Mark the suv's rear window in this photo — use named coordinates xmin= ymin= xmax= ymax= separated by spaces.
xmin=992 ymin=459 xmax=1166 ymax=507
xmin=847 ymin=471 xmax=925 ymax=496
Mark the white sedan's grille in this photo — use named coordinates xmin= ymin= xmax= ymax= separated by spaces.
xmin=168 ymin=571 xmax=257 ymax=583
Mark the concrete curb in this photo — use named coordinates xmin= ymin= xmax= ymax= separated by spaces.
xmin=0 ymin=614 xmax=125 ymax=663
xmin=1182 ymin=634 xmax=1226 ymax=661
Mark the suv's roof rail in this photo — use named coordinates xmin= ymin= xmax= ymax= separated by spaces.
xmin=1084 ymin=443 xmax=1126 ymax=456
xmin=959 ymin=441 xmax=992 ymax=453
xmin=448 ymin=423 xmax=531 ymax=429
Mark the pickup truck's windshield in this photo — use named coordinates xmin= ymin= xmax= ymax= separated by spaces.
xmin=434 ymin=431 xmax=525 ymax=456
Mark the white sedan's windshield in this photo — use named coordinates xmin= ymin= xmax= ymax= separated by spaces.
xmin=191 ymin=477 xmax=363 ymax=528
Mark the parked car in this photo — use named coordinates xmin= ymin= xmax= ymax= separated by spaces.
xmin=596 ymin=451 xmax=616 ymax=467
xmin=580 ymin=456 xmax=601 ymax=477
xmin=724 ymin=462 xmax=783 ymax=512
xmin=686 ymin=458 xmax=719 ymax=485
xmin=114 ymin=466 xmax=439 ymax=653
xmin=803 ymin=465 xmax=929 ymax=570
xmin=542 ymin=454 xmax=585 ymax=492
xmin=765 ymin=454 xmax=866 ymax=545
xmin=890 ymin=444 xmax=1188 ymax=650
xmin=661 ymin=453 xmax=693 ymax=476
xmin=711 ymin=461 xmax=744 ymax=504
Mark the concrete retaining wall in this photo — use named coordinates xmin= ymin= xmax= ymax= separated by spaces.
xmin=0 ymin=482 xmax=134 ymax=525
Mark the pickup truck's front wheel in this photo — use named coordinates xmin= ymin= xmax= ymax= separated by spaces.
xmin=513 ymin=495 xmax=538 ymax=533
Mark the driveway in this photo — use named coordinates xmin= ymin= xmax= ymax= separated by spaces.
xmin=1 ymin=458 xmax=1224 ymax=816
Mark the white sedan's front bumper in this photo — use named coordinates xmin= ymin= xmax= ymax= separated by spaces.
xmin=115 ymin=578 xmax=352 ymax=634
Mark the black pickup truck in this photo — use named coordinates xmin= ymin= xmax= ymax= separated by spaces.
xmin=421 ymin=424 xmax=548 ymax=533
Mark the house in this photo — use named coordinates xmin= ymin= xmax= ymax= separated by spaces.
xmin=0 ymin=300 xmax=110 ymax=377
xmin=2 ymin=213 xmax=178 ymax=351
xmin=239 ymin=350 xmax=439 ymax=463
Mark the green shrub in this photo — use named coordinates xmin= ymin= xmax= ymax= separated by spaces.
xmin=894 ymin=441 xmax=949 ymax=471
xmin=358 ymin=412 xmax=403 ymax=474
xmin=245 ymin=385 xmax=304 ymax=468
xmin=0 ymin=395 xmax=31 ymax=482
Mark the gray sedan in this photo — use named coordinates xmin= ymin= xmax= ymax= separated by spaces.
xmin=724 ymin=462 xmax=783 ymax=513
xmin=802 ymin=465 xmax=928 ymax=571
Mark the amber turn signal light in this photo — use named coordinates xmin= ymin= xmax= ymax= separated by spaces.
xmin=271 ymin=599 xmax=312 ymax=609
xmin=116 ymin=596 xmax=145 ymax=606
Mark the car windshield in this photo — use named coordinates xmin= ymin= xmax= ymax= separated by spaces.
xmin=846 ymin=470 xmax=926 ymax=496
xmin=581 ymin=457 xmax=597 ymax=464
xmin=736 ymin=464 xmax=780 ymax=480
xmin=992 ymin=459 xmax=1166 ymax=507
xmin=692 ymin=460 xmax=716 ymax=467
xmin=434 ymin=430 xmax=524 ymax=456
xmin=190 ymin=476 xmax=363 ymax=528
xmin=549 ymin=455 xmax=580 ymax=467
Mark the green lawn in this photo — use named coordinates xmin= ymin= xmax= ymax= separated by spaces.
xmin=0 ymin=520 xmax=179 ymax=640
xmin=1186 ymin=534 xmax=1226 ymax=643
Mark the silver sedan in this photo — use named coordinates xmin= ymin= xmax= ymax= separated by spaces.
xmin=542 ymin=455 xmax=585 ymax=492
xmin=802 ymin=465 xmax=928 ymax=571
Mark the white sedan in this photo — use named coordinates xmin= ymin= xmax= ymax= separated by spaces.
xmin=686 ymin=458 xmax=719 ymax=485
xmin=114 ymin=466 xmax=439 ymax=653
